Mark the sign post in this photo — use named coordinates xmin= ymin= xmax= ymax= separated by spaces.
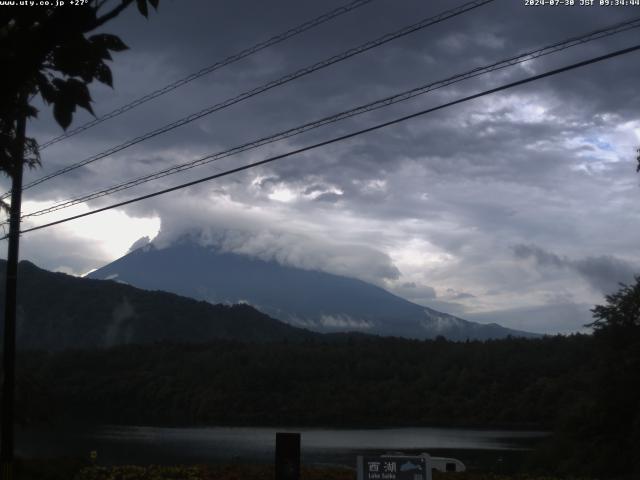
xmin=357 ymin=454 xmax=432 ymax=480
xmin=275 ymin=432 xmax=300 ymax=480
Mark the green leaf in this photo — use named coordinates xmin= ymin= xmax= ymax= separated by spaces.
xmin=94 ymin=63 xmax=113 ymax=88
xmin=136 ymin=0 xmax=148 ymax=17
xmin=50 ymin=78 xmax=95 ymax=124
xmin=35 ymin=73 xmax=56 ymax=104
xmin=88 ymin=33 xmax=128 ymax=52
xmin=53 ymin=100 xmax=74 ymax=130
xmin=65 ymin=78 xmax=94 ymax=115
xmin=51 ymin=78 xmax=67 ymax=90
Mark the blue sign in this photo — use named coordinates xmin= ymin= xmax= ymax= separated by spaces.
xmin=357 ymin=455 xmax=431 ymax=480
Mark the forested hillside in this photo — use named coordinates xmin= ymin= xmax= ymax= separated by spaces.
xmin=14 ymin=335 xmax=593 ymax=429
xmin=0 ymin=260 xmax=316 ymax=350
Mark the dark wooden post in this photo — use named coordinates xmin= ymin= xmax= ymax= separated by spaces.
xmin=275 ymin=432 xmax=300 ymax=480
xmin=1 ymin=94 xmax=27 ymax=480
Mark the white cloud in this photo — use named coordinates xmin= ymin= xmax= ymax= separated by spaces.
xmin=319 ymin=314 xmax=373 ymax=329
xmin=148 ymin=193 xmax=400 ymax=285
xmin=11 ymin=200 xmax=161 ymax=275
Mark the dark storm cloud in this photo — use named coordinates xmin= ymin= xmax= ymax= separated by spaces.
xmin=17 ymin=0 xmax=637 ymax=203
xmin=513 ymin=244 xmax=639 ymax=294
xmin=5 ymin=0 xmax=640 ymax=333
xmin=575 ymin=256 xmax=639 ymax=293
xmin=513 ymin=244 xmax=565 ymax=268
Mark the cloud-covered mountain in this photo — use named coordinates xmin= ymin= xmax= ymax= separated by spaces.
xmin=0 ymin=260 xmax=316 ymax=351
xmin=88 ymin=238 xmax=537 ymax=340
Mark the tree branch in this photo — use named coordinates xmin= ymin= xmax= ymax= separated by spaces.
xmin=92 ymin=0 xmax=135 ymax=30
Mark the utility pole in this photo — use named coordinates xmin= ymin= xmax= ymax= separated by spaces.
xmin=1 ymin=95 xmax=27 ymax=480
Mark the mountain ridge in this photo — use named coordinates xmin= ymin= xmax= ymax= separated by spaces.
xmin=88 ymin=239 xmax=538 ymax=340
xmin=0 ymin=259 xmax=319 ymax=351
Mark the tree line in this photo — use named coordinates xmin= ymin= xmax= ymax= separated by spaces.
xmin=13 ymin=334 xmax=593 ymax=429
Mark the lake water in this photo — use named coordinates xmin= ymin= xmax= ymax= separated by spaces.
xmin=16 ymin=425 xmax=546 ymax=469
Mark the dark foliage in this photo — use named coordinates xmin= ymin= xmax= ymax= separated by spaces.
xmin=533 ymin=277 xmax=640 ymax=479
xmin=9 ymin=335 xmax=594 ymax=430
xmin=589 ymin=275 xmax=640 ymax=330
xmin=0 ymin=0 xmax=159 ymax=182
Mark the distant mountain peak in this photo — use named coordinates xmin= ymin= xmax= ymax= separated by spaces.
xmin=88 ymin=241 xmax=538 ymax=341
xmin=127 ymin=236 xmax=152 ymax=253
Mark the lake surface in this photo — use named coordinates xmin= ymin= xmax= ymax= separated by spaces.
xmin=16 ymin=425 xmax=546 ymax=468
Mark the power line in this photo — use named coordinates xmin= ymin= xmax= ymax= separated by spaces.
xmin=8 ymin=43 xmax=639 ymax=239
xmin=37 ymin=0 xmax=376 ymax=150
xmin=10 ymin=0 xmax=496 ymax=198
xmin=16 ymin=16 xmax=640 ymax=221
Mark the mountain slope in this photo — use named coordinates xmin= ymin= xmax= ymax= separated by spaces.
xmin=0 ymin=260 xmax=316 ymax=351
xmin=88 ymin=240 xmax=537 ymax=340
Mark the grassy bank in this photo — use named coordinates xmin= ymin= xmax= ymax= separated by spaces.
xmin=14 ymin=460 xmax=593 ymax=480
xmin=74 ymin=465 xmax=592 ymax=480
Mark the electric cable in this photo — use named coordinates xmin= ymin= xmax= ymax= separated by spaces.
xmin=7 ymin=0 xmax=496 ymax=199
xmin=16 ymin=16 xmax=640 ymax=221
xmin=7 ymin=43 xmax=638 ymax=239
xmin=37 ymin=0 xmax=376 ymax=150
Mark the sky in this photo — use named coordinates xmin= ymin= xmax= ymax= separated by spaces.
xmin=3 ymin=0 xmax=640 ymax=334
